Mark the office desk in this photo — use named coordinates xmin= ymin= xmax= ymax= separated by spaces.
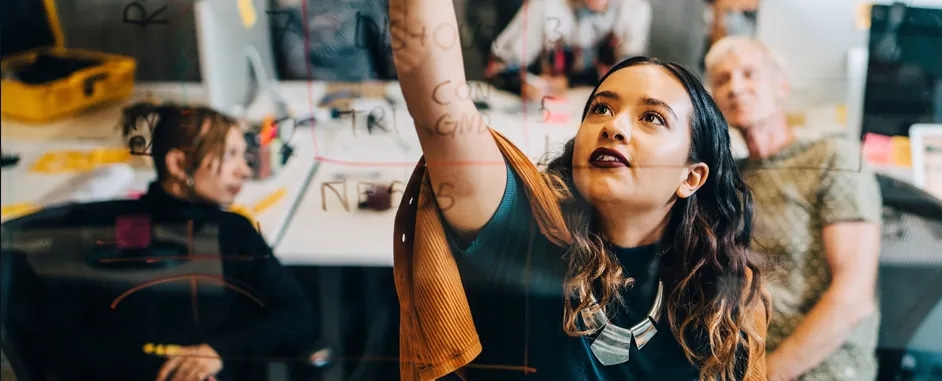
xmin=0 ymin=81 xmax=330 ymax=246
xmin=275 ymin=90 xmax=583 ymax=266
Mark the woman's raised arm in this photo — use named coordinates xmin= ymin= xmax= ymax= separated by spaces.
xmin=389 ymin=0 xmax=509 ymax=238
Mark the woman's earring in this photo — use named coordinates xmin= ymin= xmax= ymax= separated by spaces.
xmin=186 ymin=176 xmax=195 ymax=189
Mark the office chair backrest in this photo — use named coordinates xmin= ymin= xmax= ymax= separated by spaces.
xmin=10 ymin=223 xmax=224 ymax=293
xmin=876 ymin=174 xmax=942 ymax=352
xmin=0 ymin=201 xmax=227 ymax=380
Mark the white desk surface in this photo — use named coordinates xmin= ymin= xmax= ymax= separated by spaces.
xmin=0 ymin=81 xmax=331 ymax=246
xmin=5 ymin=81 xmax=911 ymax=267
xmin=275 ymin=90 xmax=586 ymax=266
xmin=275 ymin=87 xmax=924 ymax=267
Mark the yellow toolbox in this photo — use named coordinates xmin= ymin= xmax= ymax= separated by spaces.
xmin=1 ymin=0 xmax=137 ymax=123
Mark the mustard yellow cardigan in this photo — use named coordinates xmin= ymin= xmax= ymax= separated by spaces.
xmin=392 ymin=129 xmax=770 ymax=380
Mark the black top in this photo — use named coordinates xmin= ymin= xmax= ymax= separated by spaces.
xmin=1 ymin=183 xmax=317 ymax=381
xmin=446 ymin=166 xmax=705 ymax=381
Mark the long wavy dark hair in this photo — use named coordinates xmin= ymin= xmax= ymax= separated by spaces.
xmin=542 ymin=56 xmax=764 ymax=381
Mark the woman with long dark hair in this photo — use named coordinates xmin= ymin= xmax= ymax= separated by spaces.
xmin=24 ymin=103 xmax=321 ymax=381
xmin=388 ymin=1 xmax=770 ymax=380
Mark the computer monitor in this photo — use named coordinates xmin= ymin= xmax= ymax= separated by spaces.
xmin=755 ymin=0 xmax=869 ymax=109
xmin=194 ymin=0 xmax=287 ymax=118
xmin=861 ymin=2 xmax=942 ymax=139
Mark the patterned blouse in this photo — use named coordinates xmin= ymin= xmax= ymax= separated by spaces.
xmin=739 ymin=136 xmax=883 ymax=381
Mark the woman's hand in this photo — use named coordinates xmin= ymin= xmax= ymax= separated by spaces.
xmin=156 ymin=344 xmax=223 ymax=381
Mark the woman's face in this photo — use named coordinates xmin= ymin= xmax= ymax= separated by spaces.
xmin=191 ymin=127 xmax=252 ymax=205
xmin=572 ymin=65 xmax=703 ymax=212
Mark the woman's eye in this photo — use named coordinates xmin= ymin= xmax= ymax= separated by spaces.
xmin=592 ymin=104 xmax=612 ymax=115
xmin=642 ymin=112 xmax=665 ymax=126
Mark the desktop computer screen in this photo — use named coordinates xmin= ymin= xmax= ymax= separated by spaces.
xmin=755 ymin=0 xmax=868 ymax=108
xmin=861 ymin=3 xmax=942 ymax=139
xmin=194 ymin=0 xmax=283 ymax=119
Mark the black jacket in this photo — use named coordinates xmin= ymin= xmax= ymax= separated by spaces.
xmin=1 ymin=183 xmax=317 ymax=381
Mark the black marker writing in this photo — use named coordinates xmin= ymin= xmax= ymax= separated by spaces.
xmin=320 ymin=180 xmax=455 ymax=212
xmin=354 ymin=11 xmax=388 ymax=50
xmin=129 ymin=136 xmax=152 ymax=156
xmin=367 ymin=106 xmax=400 ymax=134
xmin=357 ymin=14 xmax=561 ymax=51
xmin=338 ymin=106 xmax=399 ymax=137
xmin=431 ymin=23 xmax=460 ymax=50
xmin=122 ymin=1 xmax=169 ymax=27
xmin=401 ymin=180 xmax=455 ymax=212
xmin=389 ymin=18 xmax=428 ymax=51
xmin=322 ymin=180 xmax=399 ymax=212
xmin=321 ymin=180 xmax=350 ymax=212
xmin=128 ymin=112 xmax=159 ymax=156
xmin=547 ymin=17 xmax=563 ymax=43
xmin=430 ymin=111 xmax=491 ymax=138
xmin=432 ymin=80 xmax=492 ymax=105
xmin=431 ymin=182 xmax=456 ymax=211
xmin=540 ymin=95 xmax=552 ymax=122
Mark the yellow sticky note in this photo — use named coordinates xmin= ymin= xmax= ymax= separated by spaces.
xmin=1 ymin=203 xmax=40 ymax=220
xmin=89 ymin=148 xmax=131 ymax=165
xmin=30 ymin=148 xmax=132 ymax=174
xmin=891 ymin=136 xmax=912 ymax=167
xmin=237 ymin=0 xmax=258 ymax=28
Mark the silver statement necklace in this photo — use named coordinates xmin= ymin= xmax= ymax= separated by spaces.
xmin=581 ymin=281 xmax=664 ymax=366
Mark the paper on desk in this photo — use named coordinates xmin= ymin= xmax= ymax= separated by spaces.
xmin=319 ymin=129 xmax=421 ymax=164
xmin=37 ymin=164 xmax=135 ymax=206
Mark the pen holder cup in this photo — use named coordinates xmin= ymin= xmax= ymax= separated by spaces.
xmin=245 ymin=131 xmax=284 ymax=181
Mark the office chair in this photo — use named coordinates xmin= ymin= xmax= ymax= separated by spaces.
xmin=875 ymin=174 xmax=942 ymax=381
xmin=0 ymin=201 xmax=233 ymax=381
xmin=0 ymin=202 xmax=245 ymax=381
xmin=2 ymin=200 xmax=330 ymax=381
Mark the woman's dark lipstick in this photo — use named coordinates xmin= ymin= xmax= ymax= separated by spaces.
xmin=589 ymin=147 xmax=629 ymax=168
